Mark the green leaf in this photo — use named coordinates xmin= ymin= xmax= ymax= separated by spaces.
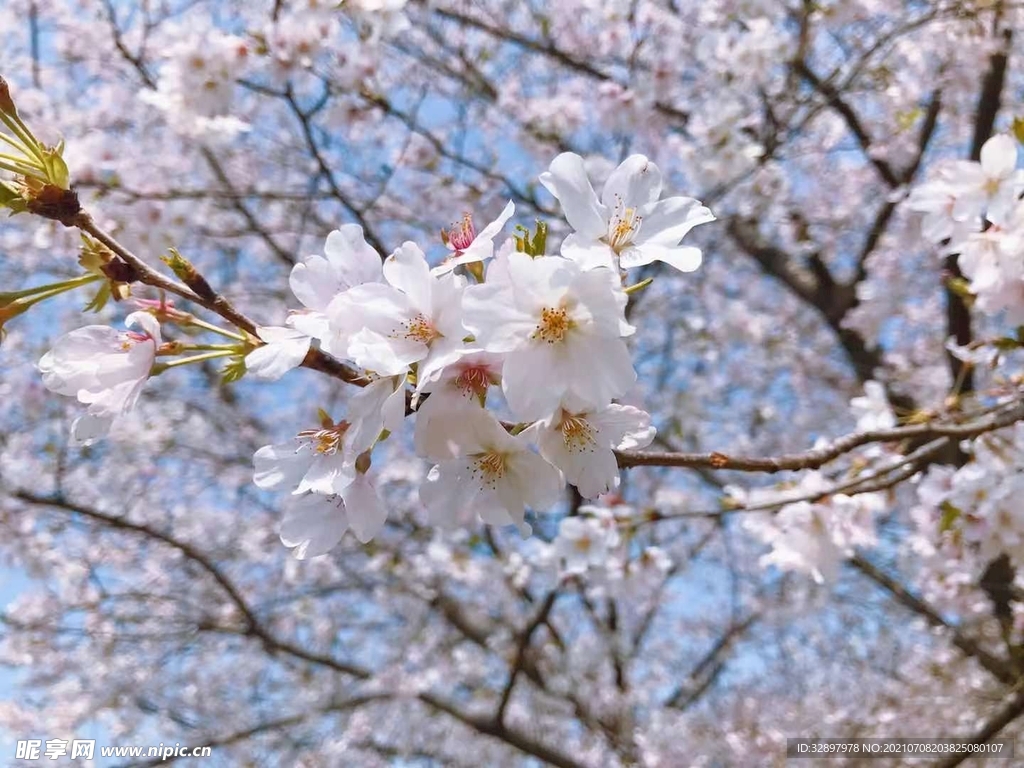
xmin=83 ymin=282 xmax=112 ymax=313
xmin=221 ymin=355 xmax=247 ymax=384
xmin=0 ymin=180 xmax=26 ymax=214
xmin=1013 ymin=117 xmax=1024 ymax=146
xmin=939 ymin=500 xmax=961 ymax=534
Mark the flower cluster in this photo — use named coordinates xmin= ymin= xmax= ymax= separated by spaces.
xmin=140 ymin=25 xmax=252 ymax=139
xmin=913 ymin=423 xmax=1024 ymax=570
xmin=247 ymin=153 xmax=709 ymax=554
xmin=739 ymin=472 xmax=884 ymax=584
xmin=736 ymin=382 xmax=895 ymax=583
xmin=34 ymin=153 xmax=711 ymax=557
xmin=908 ymin=133 xmax=1024 ymax=321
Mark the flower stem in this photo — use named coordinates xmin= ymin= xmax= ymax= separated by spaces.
xmin=185 ymin=315 xmax=248 ymax=342
xmin=151 ymin=350 xmax=237 ymax=374
xmin=624 ymin=278 xmax=653 ymax=295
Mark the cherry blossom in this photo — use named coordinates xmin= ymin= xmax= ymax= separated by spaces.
xmin=412 ymin=351 xmax=502 ymax=458
xmin=38 ymin=312 xmax=161 ymax=444
xmin=419 ymin=407 xmax=562 ymax=531
xmin=740 ymin=474 xmax=884 ymax=584
xmin=288 ymin=224 xmax=383 ymax=348
xmin=540 ymin=152 xmax=714 ymax=272
xmin=951 ymin=134 xmax=1021 ymax=226
xmin=433 ymin=200 xmax=515 ymax=275
xmin=534 ymin=401 xmax=655 ymax=498
xmin=462 ymin=252 xmax=636 ymax=419
xmin=329 ymin=242 xmax=467 ymax=385
xmin=554 ymin=515 xmax=610 ymax=575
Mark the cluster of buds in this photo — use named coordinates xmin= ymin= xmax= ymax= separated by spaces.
xmin=0 ymin=75 xmax=79 ymax=225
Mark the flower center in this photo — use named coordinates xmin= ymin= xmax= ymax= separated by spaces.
xmin=532 ymin=306 xmax=574 ymax=344
xmin=607 ymin=196 xmax=642 ymax=252
xmin=296 ymin=422 xmax=350 ymax=455
xmin=119 ymin=330 xmax=152 ymax=351
xmin=573 ymin=534 xmax=594 ymax=553
xmin=472 ymin=450 xmax=507 ymax=488
xmin=442 ymin=213 xmax=476 ymax=252
xmin=454 ymin=365 xmax=493 ymax=397
xmin=403 ymin=313 xmax=442 ymax=344
xmin=560 ymin=412 xmax=596 ymax=453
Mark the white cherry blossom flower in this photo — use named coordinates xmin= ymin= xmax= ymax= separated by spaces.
xmin=279 ymin=474 xmax=387 ymax=557
xmin=38 ymin=311 xmax=161 ymax=444
xmin=741 ymin=473 xmax=883 ymax=584
xmin=463 ymin=252 xmax=635 ymax=420
xmin=433 ymin=200 xmax=515 ymax=275
xmin=850 ymin=381 xmax=895 ymax=432
xmin=951 ymin=134 xmax=1022 ymax=226
xmin=419 ymin=407 xmax=562 ymax=531
xmin=554 ymin=516 xmax=610 ymax=575
xmin=253 ymin=376 xmax=404 ymax=497
xmin=253 ymin=417 xmax=359 ymax=497
xmin=413 ymin=352 xmax=502 ymax=459
xmin=906 ymin=173 xmax=977 ymax=248
xmin=329 ymin=242 xmax=467 ymax=385
xmin=289 ymin=224 xmax=383 ymax=347
xmin=535 ymin=401 xmax=655 ymax=498
xmin=540 ymin=152 xmax=714 ymax=272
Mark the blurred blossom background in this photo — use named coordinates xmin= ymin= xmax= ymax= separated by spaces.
xmin=1 ymin=1 xmax=1024 ymax=765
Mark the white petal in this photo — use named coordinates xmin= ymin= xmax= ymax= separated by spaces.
xmin=245 ymin=326 xmax=311 ymax=380
xmin=348 ymin=328 xmax=424 ymax=375
xmin=329 ymin=282 xmax=416 ymax=342
xmin=420 ymin=461 xmax=482 ymax=528
xmin=539 ymin=153 xmax=608 ymax=240
xmin=346 ymin=375 xmax=406 ymax=455
xmin=509 ymin=444 xmax=564 ymax=510
xmin=290 ymin=256 xmax=344 ymax=312
xmin=473 ymin=200 xmax=515 ymax=243
xmin=620 ymin=244 xmax=703 ymax=273
xmin=287 ymin=310 xmax=330 ymax=341
xmin=279 ymin=494 xmax=348 ymax=559
xmin=502 ymin=345 xmax=568 ymax=421
xmin=323 ymin=224 xmax=383 ymax=287
xmin=566 ymin=335 xmax=636 ymax=407
xmin=635 ymin=197 xmax=714 ymax=247
xmin=980 ymin=134 xmax=1018 ymax=179
xmin=593 ymin=404 xmax=655 ymax=450
xmin=601 ymin=154 xmax=663 ymax=210
xmin=70 ymin=413 xmax=115 ymax=446
xmin=342 ymin=474 xmax=386 ymax=543
xmin=383 ymin=241 xmax=433 ymax=312
xmin=462 ymin=283 xmax=534 ymax=352
xmin=560 ymin=234 xmax=618 ymax=271
xmin=253 ymin=442 xmax=309 ymax=491
xmin=125 ymin=311 xmax=162 ymax=345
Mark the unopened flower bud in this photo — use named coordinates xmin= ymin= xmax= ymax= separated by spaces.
xmin=355 ymin=450 xmax=372 ymax=475
xmin=0 ymin=76 xmax=17 ymax=117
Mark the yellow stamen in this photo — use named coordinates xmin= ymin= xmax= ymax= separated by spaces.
xmin=472 ymin=451 xmax=507 ymax=489
xmin=560 ymin=413 xmax=596 ymax=453
xmin=532 ymin=306 xmax=573 ymax=344
xmin=403 ymin=313 xmax=441 ymax=344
